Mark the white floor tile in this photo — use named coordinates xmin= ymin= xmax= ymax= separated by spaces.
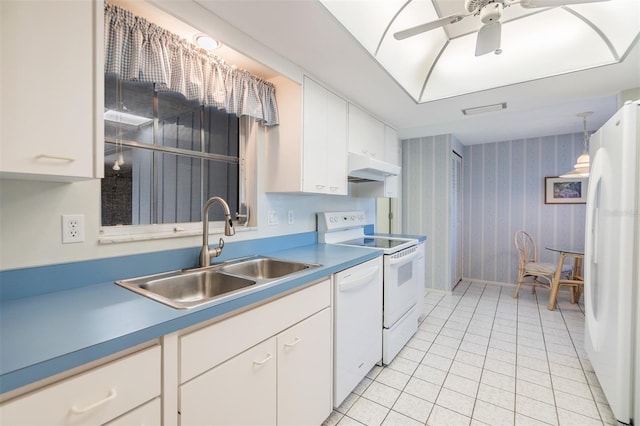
xmin=556 ymin=408 xmax=603 ymax=426
xmin=387 ymin=356 xmax=419 ymax=376
xmin=398 ymin=346 xmax=426 ymax=363
xmin=428 ymin=405 xmax=472 ymax=426
xmin=381 ymin=410 xmax=424 ymax=426
xmin=516 ymin=366 xmax=552 ymax=387
xmin=472 ymin=399 xmax=515 ymax=426
xmin=454 ymin=349 xmax=486 ymax=368
xmin=553 ymin=389 xmax=600 ymax=420
xmin=449 ymin=360 xmax=483 ymax=382
xmin=324 ymin=283 xmax=609 ymax=426
xmin=392 ymin=392 xmax=434 ymax=423
xmin=515 ymin=395 xmax=558 ymax=425
xmin=363 ymin=381 xmax=402 ymax=408
xmin=516 ymin=379 xmax=555 ymax=405
xmin=481 ymin=369 xmax=516 ymax=392
xmin=422 ymin=352 xmax=454 ymax=371
xmin=347 ymin=397 xmax=390 ymax=426
xmin=403 ymin=376 xmax=442 ymax=403
xmin=413 ymin=364 xmax=448 ymax=386
xmin=443 ymin=373 xmax=480 ymax=398
xmin=436 ymin=387 xmax=476 ymax=417
xmin=477 ymin=382 xmax=515 ymax=411
xmin=337 ymin=415 xmax=366 ymax=426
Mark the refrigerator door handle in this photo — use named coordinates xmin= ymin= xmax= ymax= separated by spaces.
xmin=585 ymin=148 xmax=605 ymax=351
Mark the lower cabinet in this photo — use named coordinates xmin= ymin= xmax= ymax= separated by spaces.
xmin=0 ymin=280 xmax=333 ymax=426
xmin=180 ymin=338 xmax=277 ymax=425
xmin=0 ymin=345 xmax=161 ymax=425
xmin=277 ymin=308 xmax=331 ymax=426
xmin=179 ymin=279 xmax=332 ymax=426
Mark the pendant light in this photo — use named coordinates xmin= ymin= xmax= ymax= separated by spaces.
xmin=560 ymin=111 xmax=592 ymax=178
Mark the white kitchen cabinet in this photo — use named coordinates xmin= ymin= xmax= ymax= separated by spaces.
xmin=277 ymin=308 xmax=331 ymax=426
xmin=180 ymin=338 xmax=278 ymax=426
xmin=266 ymin=76 xmax=347 ymax=195
xmin=348 ymin=103 xmax=385 ymax=159
xmin=0 ymin=345 xmax=161 ymax=425
xmin=353 ymin=124 xmax=401 ymax=198
xmin=0 ymin=0 xmax=103 ymax=181
xmin=105 ymin=397 xmax=161 ymax=426
xmin=178 ymin=279 xmax=332 ymax=426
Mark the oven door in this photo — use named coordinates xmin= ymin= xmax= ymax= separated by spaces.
xmin=383 ymin=244 xmax=420 ymax=328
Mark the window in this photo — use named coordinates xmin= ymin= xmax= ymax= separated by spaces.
xmin=102 ymin=75 xmax=240 ymax=228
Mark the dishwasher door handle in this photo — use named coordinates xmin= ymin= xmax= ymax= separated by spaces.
xmin=339 ymin=265 xmax=380 ymax=292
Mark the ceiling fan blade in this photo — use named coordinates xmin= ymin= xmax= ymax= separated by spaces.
xmin=393 ymin=13 xmax=466 ymax=40
xmin=520 ymin=0 xmax=609 ymax=8
xmin=475 ymin=22 xmax=501 ymax=56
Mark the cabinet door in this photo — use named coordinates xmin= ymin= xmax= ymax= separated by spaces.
xmin=384 ymin=126 xmax=399 ymax=165
xmin=348 ymin=104 xmax=384 ymax=158
xmin=180 ymin=338 xmax=277 ymax=426
xmin=325 ymin=91 xmax=348 ymax=195
xmin=0 ymin=0 xmax=102 ymax=181
xmin=302 ymin=77 xmax=328 ymax=193
xmin=277 ymin=308 xmax=332 ymax=426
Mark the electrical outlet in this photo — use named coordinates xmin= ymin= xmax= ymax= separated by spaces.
xmin=267 ymin=210 xmax=279 ymax=226
xmin=62 ymin=214 xmax=85 ymax=243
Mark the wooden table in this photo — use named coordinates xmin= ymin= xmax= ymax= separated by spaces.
xmin=545 ymin=247 xmax=584 ymax=311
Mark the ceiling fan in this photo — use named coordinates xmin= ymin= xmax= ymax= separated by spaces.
xmin=393 ymin=0 xmax=610 ymax=56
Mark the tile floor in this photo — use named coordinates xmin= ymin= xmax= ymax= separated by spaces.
xmin=323 ymin=281 xmax=617 ymax=426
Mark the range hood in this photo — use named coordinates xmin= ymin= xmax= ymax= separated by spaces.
xmin=348 ymin=152 xmax=400 ymax=182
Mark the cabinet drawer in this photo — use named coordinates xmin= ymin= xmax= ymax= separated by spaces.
xmin=104 ymin=397 xmax=160 ymax=426
xmin=180 ymin=279 xmax=330 ymax=383
xmin=0 ymin=345 xmax=160 ymax=425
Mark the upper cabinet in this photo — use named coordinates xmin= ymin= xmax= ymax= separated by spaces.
xmin=266 ymin=76 xmax=347 ymax=195
xmin=0 ymin=0 xmax=103 ymax=181
xmin=348 ymin=103 xmax=385 ymax=159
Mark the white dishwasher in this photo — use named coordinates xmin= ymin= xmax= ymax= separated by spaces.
xmin=333 ymin=256 xmax=383 ymax=407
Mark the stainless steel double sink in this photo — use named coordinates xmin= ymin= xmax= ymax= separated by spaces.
xmin=116 ymin=256 xmax=321 ymax=309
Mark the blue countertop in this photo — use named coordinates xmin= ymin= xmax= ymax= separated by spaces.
xmin=0 ymin=241 xmax=380 ymax=394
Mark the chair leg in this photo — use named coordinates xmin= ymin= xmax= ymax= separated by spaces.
xmin=514 ymin=269 xmax=526 ymax=298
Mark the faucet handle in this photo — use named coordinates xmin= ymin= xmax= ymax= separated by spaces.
xmin=210 ymin=237 xmax=225 ymax=258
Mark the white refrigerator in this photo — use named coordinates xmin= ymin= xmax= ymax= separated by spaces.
xmin=584 ymin=100 xmax=639 ymax=425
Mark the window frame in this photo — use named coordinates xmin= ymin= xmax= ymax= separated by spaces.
xmin=99 ymin=79 xmax=253 ymax=244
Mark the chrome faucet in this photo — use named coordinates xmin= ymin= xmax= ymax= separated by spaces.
xmin=199 ymin=197 xmax=235 ymax=267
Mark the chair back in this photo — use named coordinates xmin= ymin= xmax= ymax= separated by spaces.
xmin=514 ymin=230 xmax=538 ymax=268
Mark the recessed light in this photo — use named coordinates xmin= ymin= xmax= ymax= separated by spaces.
xmin=462 ymin=102 xmax=507 ymax=116
xmin=195 ymin=34 xmax=220 ymax=50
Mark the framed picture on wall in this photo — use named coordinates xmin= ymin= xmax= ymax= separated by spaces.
xmin=545 ymin=176 xmax=588 ymax=204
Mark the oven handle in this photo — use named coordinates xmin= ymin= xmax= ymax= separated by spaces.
xmin=339 ymin=265 xmax=380 ymax=292
xmin=388 ymin=249 xmax=419 ymax=266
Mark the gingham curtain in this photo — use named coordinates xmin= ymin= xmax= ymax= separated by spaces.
xmin=104 ymin=3 xmax=279 ymax=126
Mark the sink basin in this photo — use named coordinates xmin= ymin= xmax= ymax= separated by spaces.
xmin=116 ymin=269 xmax=256 ymax=309
xmin=116 ymin=256 xmax=321 ymax=309
xmin=220 ymin=256 xmax=320 ymax=279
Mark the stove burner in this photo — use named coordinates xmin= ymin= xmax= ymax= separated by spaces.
xmin=341 ymin=237 xmax=410 ymax=249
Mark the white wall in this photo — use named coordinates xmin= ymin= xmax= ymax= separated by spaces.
xmin=0 ymin=124 xmax=373 ymax=270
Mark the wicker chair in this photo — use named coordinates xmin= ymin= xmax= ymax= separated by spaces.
xmin=513 ymin=231 xmax=568 ymax=298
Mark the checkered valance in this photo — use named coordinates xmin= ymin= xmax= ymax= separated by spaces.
xmin=104 ymin=3 xmax=279 ymax=126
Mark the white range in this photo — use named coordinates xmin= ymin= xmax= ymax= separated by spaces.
xmin=318 ymin=211 xmax=423 ymax=366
